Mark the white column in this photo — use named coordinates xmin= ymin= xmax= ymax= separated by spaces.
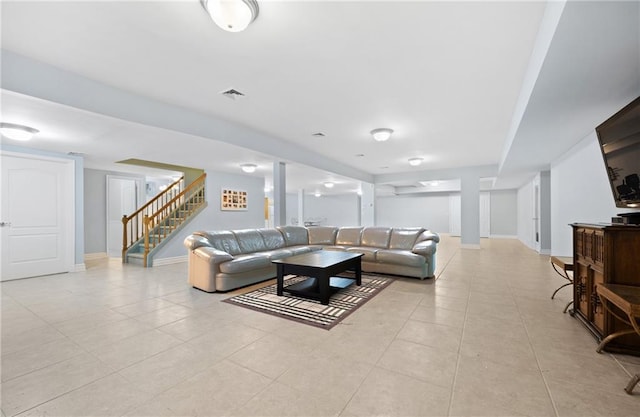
xmin=273 ymin=162 xmax=286 ymax=226
xmin=297 ymin=189 xmax=305 ymax=226
xmin=460 ymin=174 xmax=480 ymax=248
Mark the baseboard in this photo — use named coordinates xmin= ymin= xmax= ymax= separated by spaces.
xmin=489 ymin=234 xmax=517 ymax=239
xmin=539 ymin=249 xmax=551 ymax=255
xmin=461 ymin=243 xmax=481 ymax=250
xmin=152 ymin=255 xmax=188 ymax=266
xmin=74 ymin=263 xmax=86 ymax=272
xmin=84 ymin=252 xmax=108 ymax=261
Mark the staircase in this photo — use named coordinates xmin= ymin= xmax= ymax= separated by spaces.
xmin=122 ymin=173 xmax=206 ymax=267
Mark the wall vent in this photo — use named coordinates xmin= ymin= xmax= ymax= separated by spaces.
xmin=220 ymin=88 xmax=246 ymax=100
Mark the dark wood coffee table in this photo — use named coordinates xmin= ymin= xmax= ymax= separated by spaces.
xmin=272 ymin=251 xmax=363 ymax=305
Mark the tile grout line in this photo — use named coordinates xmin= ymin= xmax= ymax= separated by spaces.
xmin=516 ymin=287 xmax=561 ymax=417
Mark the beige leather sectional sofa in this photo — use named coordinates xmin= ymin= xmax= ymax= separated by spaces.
xmin=183 ymin=226 xmax=439 ymax=292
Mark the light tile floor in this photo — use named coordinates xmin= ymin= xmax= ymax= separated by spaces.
xmin=2 ymin=235 xmax=639 ymax=416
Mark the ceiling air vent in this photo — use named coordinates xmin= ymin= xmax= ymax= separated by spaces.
xmin=220 ymin=88 xmax=246 ymax=100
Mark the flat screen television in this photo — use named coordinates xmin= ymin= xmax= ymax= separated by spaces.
xmin=595 ymin=95 xmax=640 ymax=222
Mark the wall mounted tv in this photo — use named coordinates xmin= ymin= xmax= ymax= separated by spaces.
xmin=595 ymin=95 xmax=640 ymax=222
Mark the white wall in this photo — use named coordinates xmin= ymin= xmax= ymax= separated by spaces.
xmin=286 ymin=193 xmax=360 ymax=227
xmin=375 ymin=194 xmax=450 ymax=232
xmin=550 ymin=132 xmax=628 ymax=256
xmin=490 ymin=190 xmax=518 ymax=236
xmin=517 ymin=180 xmax=535 ymax=249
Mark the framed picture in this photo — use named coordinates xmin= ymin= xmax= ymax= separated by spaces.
xmin=221 ymin=188 xmax=248 ymax=211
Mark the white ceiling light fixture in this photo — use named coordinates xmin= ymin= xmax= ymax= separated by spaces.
xmin=201 ymin=0 xmax=259 ymax=33
xmin=323 ymin=181 xmax=334 ymax=188
xmin=408 ymin=157 xmax=424 ymax=166
xmin=240 ymin=163 xmax=257 ymax=173
xmin=0 ymin=122 xmax=39 ymax=141
xmin=314 ymin=191 xmax=321 ymax=197
xmin=370 ymin=128 xmax=393 ymax=142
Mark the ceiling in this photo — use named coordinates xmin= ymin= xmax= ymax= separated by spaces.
xmin=1 ymin=1 xmax=639 ymax=196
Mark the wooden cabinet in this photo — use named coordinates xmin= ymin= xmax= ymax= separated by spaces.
xmin=572 ymin=223 xmax=640 ymax=355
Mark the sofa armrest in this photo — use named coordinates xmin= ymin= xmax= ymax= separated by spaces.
xmin=416 ymin=230 xmax=440 ymax=244
xmin=193 ymin=247 xmax=234 ymax=264
xmin=184 ymin=235 xmax=213 ymax=251
xmin=412 ymin=239 xmax=437 ymax=257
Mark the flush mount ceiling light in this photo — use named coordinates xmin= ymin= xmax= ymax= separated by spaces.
xmin=0 ymin=122 xmax=39 ymax=141
xmin=201 ymin=0 xmax=259 ymax=33
xmin=314 ymin=191 xmax=322 ymax=197
xmin=370 ymin=128 xmax=393 ymax=142
xmin=323 ymin=182 xmax=334 ymax=188
xmin=408 ymin=157 xmax=424 ymax=166
xmin=240 ymin=163 xmax=257 ymax=173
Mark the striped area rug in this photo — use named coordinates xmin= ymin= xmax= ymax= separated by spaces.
xmin=222 ymin=273 xmax=393 ymax=330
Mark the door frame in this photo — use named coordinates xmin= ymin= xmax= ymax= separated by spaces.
xmin=0 ymin=150 xmax=75 ymax=280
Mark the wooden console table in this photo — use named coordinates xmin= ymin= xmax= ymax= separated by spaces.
xmin=595 ymin=283 xmax=640 ymax=394
xmin=571 ymin=224 xmax=640 ymax=355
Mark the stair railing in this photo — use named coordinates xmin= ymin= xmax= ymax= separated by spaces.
xmin=122 ymin=175 xmax=185 ymax=261
xmin=141 ymin=173 xmax=207 ymax=266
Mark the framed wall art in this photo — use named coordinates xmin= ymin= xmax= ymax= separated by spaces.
xmin=221 ymin=188 xmax=248 ymax=211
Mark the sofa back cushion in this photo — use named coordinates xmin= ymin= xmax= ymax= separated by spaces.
xmin=258 ymin=228 xmax=286 ymax=250
xmin=335 ymin=227 xmax=363 ymax=246
xmin=195 ymin=231 xmax=242 ymax=255
xmin=232 ymin=229 xmax=268 ymax=253
xmin=361 ymin=227 xmax=392 ymax=248
xmin=308 ymin=226 xmax=338 ymax=245
xmin=277 ymin=226 xmax=309 ymax=246
xmin=389 ymin=228 xmax=425 ymax=250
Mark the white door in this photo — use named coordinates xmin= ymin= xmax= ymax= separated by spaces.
xmin=449 ymin=194 xmax=461 ymax=236
xmin=480 ymin=192 xmax=491 ymax=238
xmin=106 ymin=176 xmax=139 ymax=258
xmin=1 ymin=153 xmax=74 ymax=281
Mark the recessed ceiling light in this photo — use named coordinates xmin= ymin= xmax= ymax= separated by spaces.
xmin=314 ymin=191 xmax=321 ymax=197
xmin=240 ymin=163 xmax=257 ymax=173
xmin=408 ymin=157 xmax=423 ymax=166
xmin=324 ymin=182 xmax=334 ymax=188
xmin=0 ymin=122 xmax=39 ymax=141
xmin=371 ymin=128 xmax=393 ymax=142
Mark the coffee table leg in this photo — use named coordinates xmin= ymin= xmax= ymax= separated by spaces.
xmin=319 ymin=272 xmax=330 ymax=305
xmin=355 ymin=258 xmax=362 ymax=286
xmin=276 ymin=264 xmax=284 ymax=296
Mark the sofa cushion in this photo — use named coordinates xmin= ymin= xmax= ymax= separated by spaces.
xmin=278 ymin=226 xmax=309 ymax=246
xmin=258 ymin=228 xmax=286 ymax=250
xmin=376 ymin=249 xmax=426 ymax=268
xmin=389 ymin=228 xmax=425 ymax=250
xmin=218 ymin=254 xmax=272 ymax=274
xmin=287 ymin=245 xmax=314 ymax=255
xmin=260 ymin=249 xmax=294 ymax=260
xmin=232 ymin=229 xmax=269 ymax=253
xmin=194 ymin=231 xmax=242 ymax=255
xmin=308 ymin=226 xmax=338 ymax=245
xmin=346 ymin=247 xmax=378 ymax=262
xmin=361 ymin=227 xmax=391 ymax=248
xmin=335 ymin=227 xmax=363 ymax=246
